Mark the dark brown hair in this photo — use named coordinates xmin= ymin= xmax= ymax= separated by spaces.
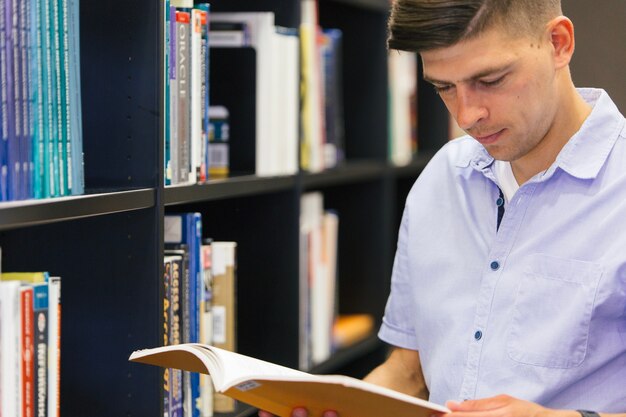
xmin=388 ymin=0 xmax=562 ymax=52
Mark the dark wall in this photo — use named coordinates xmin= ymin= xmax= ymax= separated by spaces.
xmin=563 ymin=1 xmax=626 ymax=112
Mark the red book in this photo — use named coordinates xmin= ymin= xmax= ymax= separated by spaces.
xmin=21 ymin=287 xmax=35 ymax=417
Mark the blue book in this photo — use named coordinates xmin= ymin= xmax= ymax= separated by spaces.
xmin=19 ymin=0 xmax=32 ymax=199
xmin=6 ymin=0 xmax=21 ymax=200
xmin=67 ymin=0 xmax=83 ymax=195
xmin=164 ymin=212 xmax=203 ymax=417
xmin=50 ymin=0 xmax=65 ymax=195
xmin=0 ymin=0 xmax=8 ymax=200
xmin=42 ymin=0 xmax=57 ymax=197
xmin=29 ymin=0 xmax=45 ymax=199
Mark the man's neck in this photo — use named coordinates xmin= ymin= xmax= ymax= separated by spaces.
xmin=511 ymin=86 xmax=592 ymax=185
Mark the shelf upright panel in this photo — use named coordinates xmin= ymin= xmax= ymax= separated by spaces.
xmin=81 ymin=0 xmax=160 ymax=191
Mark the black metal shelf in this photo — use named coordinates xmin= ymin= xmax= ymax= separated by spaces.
xmin=164 ymin=175 xmax=297 ymax=206
xmin=390 ymin=150 xmax=436 ymax=179
xmin=322 ymin=0 xmax=389 ymax=13
xmin=0 ymin=189 xmax=155 ymax=231
xmin=310 ymin=334 xmax=383 ymax=375
xmin=302 ymin=160 xmax=387 ymax=190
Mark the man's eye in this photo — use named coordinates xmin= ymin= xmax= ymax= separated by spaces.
xmin=480 ymin=76 xmax=505 ymax=87
xmin=433 ymin=85 xmax=453 ymax=95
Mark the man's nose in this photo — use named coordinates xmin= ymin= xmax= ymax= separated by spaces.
xmin=454 ymin=87 xmax=488 ymax=131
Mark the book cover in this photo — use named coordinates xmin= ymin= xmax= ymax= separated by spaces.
xmin=129 ymin=344 xmax=450 ymax=417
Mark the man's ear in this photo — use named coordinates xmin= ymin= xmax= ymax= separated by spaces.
xmin=546 ymin=16 xmax=575 ymax=69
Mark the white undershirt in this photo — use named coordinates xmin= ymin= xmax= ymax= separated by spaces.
xmin=494 ymin=160 xmax=520 ymax=202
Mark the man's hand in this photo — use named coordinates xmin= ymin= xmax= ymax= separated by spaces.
xmin=441 ymin=395 xmax=578 ymax=417
xmin=258 ymin=407 xmax=338 ymax=417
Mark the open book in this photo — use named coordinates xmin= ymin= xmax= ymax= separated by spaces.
xmin=129 ymin=343 xmax=449 ymax=417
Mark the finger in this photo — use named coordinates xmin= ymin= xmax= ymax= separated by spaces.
xmin=292 ymin=407 xmax=309 ymax=417
xmin=258 ymin=411 xmax=274 ymax=417
xmin=322 ymin=410 xmax=339 ymax=417
xmin=447 ymin=395 xmax=510 ymax=412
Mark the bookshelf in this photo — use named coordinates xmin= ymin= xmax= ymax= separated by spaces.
xmin=0 ymin=1 xmax=447 ymax=417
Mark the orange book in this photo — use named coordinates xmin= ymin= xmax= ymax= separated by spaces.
xmin=130 ymin=344 xmax=449 ymax=417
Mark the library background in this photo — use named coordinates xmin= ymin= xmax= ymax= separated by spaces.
xmin=0 ymin=0 xmax=622 ymax=417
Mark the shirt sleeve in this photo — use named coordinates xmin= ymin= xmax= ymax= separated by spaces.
xmin=378 ymin=203 xmax=419 ymax=350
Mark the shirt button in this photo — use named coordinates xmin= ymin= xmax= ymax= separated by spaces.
xmin=496 ymin=197 xmax=504 ymax=207
xmin=490 ymin=261 xmax=500 ymax=270
xmin=474 ymin=330 xmax=483 ymax=340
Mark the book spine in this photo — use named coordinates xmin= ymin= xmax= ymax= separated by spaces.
xmin=190 ymin=9 xmax=202 ymax=184
xmin=163 ymin=257 xmax=172 ymax=417
xmin=175 ymin=10 xmax=190 ymax=184
xmin=170 ymin=255 xmax=184 ymax=417
xmin=0 ymin=281 xmax=22 ymax=417
xmin=0 ymin=0 xmax=9 ymax=200
xmin=190 ymin=213 xmax=202 ymax=417
xmin=59 ymin=0 xmax=70 ymax=195
xmin=199 ymin=243 xmax=214 ymax=417
xmin=33 ymin=283 xmax=49 ymax=417
xmin=21 ymin=285 xmax=35 ymax=417
xmin=67 ymin=0 xmax=82 ymax=195
xmin=51 ymin=0 xmax=65 ymax=195
xmin=30 ymin=0 xmax=45 ymax=199
xmin=43 ymin=0 xmax=57 ymax=197
xmin=47 ymin=277 xmax=61 ymax=417
xmin=20 ymin=0 xmax=32 ymax=199
xmin=7 ymin=0 xmax=21 ymax=200
xmin=169 ymin=5 xmax=178 ymax=184
xmin=197 ymin=6 xmax=209 ymax=183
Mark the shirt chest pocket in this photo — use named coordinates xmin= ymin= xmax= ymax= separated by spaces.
xmin=506 ymin=254 xmax=603 ymax=368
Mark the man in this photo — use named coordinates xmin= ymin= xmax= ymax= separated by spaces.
xmin=263 ymin=1 xmax=626 ymax=416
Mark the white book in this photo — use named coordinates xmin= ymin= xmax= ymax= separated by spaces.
xmin=129 ymin=343 xmax=450 ymax=417
xmin=48 ymin=277 xmax=62 ymax=417
xmin=190 ymin=9 xmax=203 ymax=183
xmin=210 ymin=12 xmax=279 ymax=177
xmin=0 ymin=281 xmax=22 ymax=417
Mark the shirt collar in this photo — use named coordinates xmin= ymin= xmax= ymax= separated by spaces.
xmin=455 ymin=88 xmax=625 ymax=180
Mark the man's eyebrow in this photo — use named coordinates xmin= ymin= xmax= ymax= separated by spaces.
xmin=423 ymin=64 xmax=514 ymax=85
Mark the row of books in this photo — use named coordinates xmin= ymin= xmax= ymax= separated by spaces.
xmin=163 ymin=212 xmax=237 ymax=417
xmin=0 ymin=0 xmax=84 ymax=201
xmin=0 ymin=272 xmax=62 ymax=417
xmin=299 ymin=192 xmax=376 ymax=370
xmin=164 ymin=1 xmax=349 ymax=182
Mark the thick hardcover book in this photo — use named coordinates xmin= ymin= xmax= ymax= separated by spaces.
xmin=129 ymin=344 xmax=450 ymax=417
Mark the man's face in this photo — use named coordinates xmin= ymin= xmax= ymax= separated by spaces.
xmin=421 ymin=25 xmax=559 ymax=163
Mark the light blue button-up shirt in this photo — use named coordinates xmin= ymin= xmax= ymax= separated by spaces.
xmin=379 ymin=89 xmax=626 ymax=411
